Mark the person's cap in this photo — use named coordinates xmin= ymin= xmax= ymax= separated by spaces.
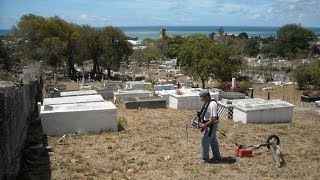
xmin=199 ymin=89 xmax=210 ymax=97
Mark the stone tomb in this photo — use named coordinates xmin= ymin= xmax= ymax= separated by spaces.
xmin=96 ymin=85 xmax=121 ymax=99
xmin=216 ymin=99 xmax=234 ymax=120
xmin=153 ymin=84 xmax=175 ymax=91
xmin=232 ymin=98 xmax=294 ymax=124
xmin=123 ymin=96 xmax=166 ymax=109
xmin=156 ymin=89 xmax=176 ymax=104
xmin=168 ymin=88 xmax=219 ymax=110
xmin=43 ymin=94 xmax=104 ymax=105
xmin=60 ymin=90 xmax=98 ymax=97
xmin=40 ymin=101 xmax=117 ymax=136
xmin=218 ymin=92 xmax=246 ymax=100
xmin=105 ymin=81 xmax=124 ymax=88
xmin=113 ymin=90 xmax=152 ymax=102
xmin=125 ymin=81 xmax=151 ymax=90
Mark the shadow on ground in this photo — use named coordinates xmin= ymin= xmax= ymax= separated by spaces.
xmin=209 ymin=156 xmax=237 ymax=164
xmin=17 ymin=111 xmax=51 ymax=180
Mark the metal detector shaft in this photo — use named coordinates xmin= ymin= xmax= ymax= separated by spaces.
xmin=185 ymin=115 xmax=198 ymax=144
xmin=217 ymin=129 xmax=240 ymax=147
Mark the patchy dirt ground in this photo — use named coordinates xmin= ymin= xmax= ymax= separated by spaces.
xmin=48 ymin=83 xmax=320 ymax=179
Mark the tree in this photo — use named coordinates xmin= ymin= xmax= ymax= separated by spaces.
xmin=244 ymin=39 xmax=260 ymax=57
xmin=165 ymin=35 xmax=184 ymax=59
xmin=12 ymin=14 xmax=48 ymax=62
xmin=0 ymin=41 xmax=11 ymax=70
xmin=78 ymin=26 xmax=104 ymax=79
xmin=276 ymin=24 xmax=317 ymax=59
xmin=261 ymin=42 xmax=278 ymax=58
xmin=99 ymin=26 xmax=133 ymax=79
xmin=178 ymin=34 xmax=241 ymax=88
xmin=144 ymin=42 xmax=162 ymax=69
xmin=292 ymin=62 xmax=312 ymax=89
xmin=41 ymin=37 xmax=66 ymax=70
xmin=46 ymin=16 xmax=81 ymax=80
xmin=218 ymin=26 xmax=224 ymax=36
xmin=129 ymin=48 xmax=147 ymax=66
xmin=309 ymin=59 xmax=320 ymax=88
xmin=238 ymin=32 xmax=249 ymax=39
xmin=209 ymin=32 xmax=216 ymax=39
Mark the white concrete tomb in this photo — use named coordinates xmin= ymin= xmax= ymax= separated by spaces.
xmin=40 ymin=101 xmax=117 ymax=136
xmin=125 ymin=81 xmax=151 ymax=90
xmin=43 ymin=94 xmax=104 ymax=105
xmin=114 ymin=90 xmax=152 ymax=101
xmin=232 ymin=98 xmax=294 ymax=124
xmin=60 ymin=90 xmax=98 ymax=97
xmin=168 ymin=88 xmax=219 ymax=110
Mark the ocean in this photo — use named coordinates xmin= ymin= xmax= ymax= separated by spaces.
xmin=1 ymin=26 xmax=320 ymax=40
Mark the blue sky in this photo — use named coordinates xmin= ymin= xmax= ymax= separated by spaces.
xmin=0 ymin=0 xmax=319 ymax=29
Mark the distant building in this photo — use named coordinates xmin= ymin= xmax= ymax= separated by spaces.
xmin=160 ymin=28 xmax=166 ymax=39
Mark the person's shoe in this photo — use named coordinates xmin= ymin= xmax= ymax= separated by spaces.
xmin=198 ymin=159 xmax=210 ymax=164
xmin=211 ymin=157 xmax=221 ymax=162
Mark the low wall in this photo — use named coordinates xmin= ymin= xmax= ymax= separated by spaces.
xmin=0 ymin=80 xmax=41 ymax=179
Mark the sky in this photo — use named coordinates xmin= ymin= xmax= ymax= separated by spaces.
xmin=0 ymin=0 xmax=319 ymax=29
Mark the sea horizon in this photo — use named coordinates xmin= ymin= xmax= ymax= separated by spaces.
xmin=1 ymin=25 xmax=320 ymax=40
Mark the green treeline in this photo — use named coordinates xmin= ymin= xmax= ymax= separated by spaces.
xmin=0 ymin=14 xmax=319 ymax=89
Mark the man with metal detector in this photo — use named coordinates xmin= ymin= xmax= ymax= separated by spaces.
xmin=197 ymin=89 xmax=221 ymax=164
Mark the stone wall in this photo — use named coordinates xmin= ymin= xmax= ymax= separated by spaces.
xmin=0 ymin=80 xmax=40 ymax=179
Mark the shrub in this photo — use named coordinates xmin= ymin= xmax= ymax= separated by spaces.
xmin=234 ymin=81 xmax=252 ymax=95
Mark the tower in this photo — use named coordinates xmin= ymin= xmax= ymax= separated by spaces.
xmin=160 ymin=28 xmax=166 ymax=39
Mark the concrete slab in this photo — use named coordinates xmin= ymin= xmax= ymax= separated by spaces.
xmin=153 ymin=84 xmax=175 ymax=91
xmin=231 ymin=98 xmax=294 ymax=123
xmin=43 ymin=94 xmax=104 ymax=105
xmin=40 ymin=101 xmax=117 ymax=136
xmin=218 ymin=92 xmax=246 ymax=100
xmin=125 ymin=81 xmax=151 ymax=90
xmin=123 ymin=96 xmax=166 ymax=109
xmin=114 ymin=90 xmax=152 ymax=101
xmin=60 ymin=90 xmax=98 ymax=97
xmin=168 ymin=88 xmax=219 ymax=110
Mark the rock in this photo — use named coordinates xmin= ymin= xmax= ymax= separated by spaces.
xmin=46 ymin=145 xmax=53 ymax=152
xmin=164 ymin=155 xmax=171 ymax=160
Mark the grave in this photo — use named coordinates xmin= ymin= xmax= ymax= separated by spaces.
xmin=43 ymin=94 xmax=104 ymax=105
xmin=123 ymin=96 xmax=166 ymax=109
xmin=301 ymin=94 xmax=320 ymax=102
xmin=105 ymin=81 xmax=124 ymax=88
xmin=156 ymin=89 xmax=177 ymax=104
xmin=96 ymin=84 xmax=121 ymax=99
xmin=40 ymin=101 xmax=117 ymax=136
xmin=216 ymin=99 xmax=234 ymax=120
xmin=113 ymin=90 xmax=152 ymax=102
xmin=60 ymin=90 xmax=98 ymax=97
xmin=45 ymin=84 xmax=67 ymax=92
xmin=125 ymin=81 xmax=151 ymax=90
xmin=218 ymin=92 xmax=246 ymax=100
xmin=231 ymin=98 xmax=294 ymax=124
xmin=153 ymin=84 xmax=175 ymax=91
xmin=168 ymin=88 xmax=219 ymax=110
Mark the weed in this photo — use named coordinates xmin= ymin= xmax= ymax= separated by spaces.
xmin=137 ymin=161 xmax=147 ymax=166
xmin=117 ymin=116 xmax=128 ymax=129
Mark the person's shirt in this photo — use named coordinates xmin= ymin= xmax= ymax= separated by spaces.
xmin=203 ymin=100 xmax=218 ymax=121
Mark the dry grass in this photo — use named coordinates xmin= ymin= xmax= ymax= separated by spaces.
xmin=48 ymin=83 xmax=320 ymax=180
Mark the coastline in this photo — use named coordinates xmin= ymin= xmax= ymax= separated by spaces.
xmin=1 ymin=26 xmax=320 ymax=40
